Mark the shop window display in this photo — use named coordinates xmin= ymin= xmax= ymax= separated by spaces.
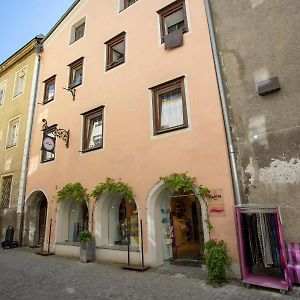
xmin=108 ymin=197 xmax=139 ymax=250
xmin=68 ymin=200 xmax=89 ymax=242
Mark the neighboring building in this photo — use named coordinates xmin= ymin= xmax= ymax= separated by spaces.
xmin=24 ymin=0 xmax=239 ymax=274
xmin=209 ymin=0 xmax=300 ymax=241
xmin=0 ymin=37 xmax=43 ymax=242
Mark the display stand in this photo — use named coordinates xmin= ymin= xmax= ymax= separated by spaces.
xmin=236 ymin=205 xmax=291 ymax=294
xmin=36 ymin=218 xmax=54 ymax=256
xmin=122 ymin=219 xmax=150 ymax=272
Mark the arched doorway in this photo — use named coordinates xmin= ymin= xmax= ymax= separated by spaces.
xmin=25 ymin=191 xmax=48 ymax=247
xmin=56 ymin=199 xmax=88 ymax=243
xmin=164 ymin=193 xmax=204 ymax=263
xmin=147 ymin=182 xmax=209 ymax=267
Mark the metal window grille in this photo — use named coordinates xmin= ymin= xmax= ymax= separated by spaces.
xmin=1 ymin=175 xmax=12 ymax=209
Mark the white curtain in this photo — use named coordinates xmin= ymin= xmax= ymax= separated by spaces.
xmin=160 ymin=89 xmax=183 ymax=129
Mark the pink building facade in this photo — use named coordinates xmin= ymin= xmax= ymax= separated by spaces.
xmin=24 ymin=0 xmax=239 ymax=274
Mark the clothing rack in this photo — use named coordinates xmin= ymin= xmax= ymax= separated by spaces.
xmin=236 ymin=204 xmax=291 ymax=294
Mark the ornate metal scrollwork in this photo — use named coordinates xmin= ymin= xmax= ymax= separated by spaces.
xmin=42 ymin=119 xmax=70 ymax=148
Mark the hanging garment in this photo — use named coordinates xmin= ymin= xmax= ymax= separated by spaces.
xmin=258 ymin=213 xmax=273 ymax=267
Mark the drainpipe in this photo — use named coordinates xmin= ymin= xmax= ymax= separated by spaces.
xmin=18 ymin=38 xmax=43 ymax=246
xmin=204 ymin=0 xmax=241 ymax=205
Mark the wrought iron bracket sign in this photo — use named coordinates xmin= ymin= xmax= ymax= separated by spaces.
xmin=63 ymin=87 xmax=76 ymax=101
xmin=42 ymin=119 xmax=70 ymax=148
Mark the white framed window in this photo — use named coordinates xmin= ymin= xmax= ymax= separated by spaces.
xmin=0 ymin=81 xmax=6 ymax=106
xmin=7 ymin=117 xmax=20 ymax=148
xmin=13 ymin=67 xmax=27 ymax=97
xmin=70 ymin=17 xmax=86 ymax=44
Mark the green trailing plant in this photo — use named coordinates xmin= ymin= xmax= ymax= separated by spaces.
xmin=160 ymin=172 xmax=213 ymax=232
xmin=204 ymin=239 xmax=231 ymax=286
xmin=91 ymin=178 xmax=135 ymax=203
xmin=57 ymin=182 xmax=89 ymax=203
xmin=80 ymin=230 xmax=93 ymax=242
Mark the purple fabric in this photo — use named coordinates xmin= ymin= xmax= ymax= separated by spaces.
xmin=288 ymin=264 xmax=300 ymax=284
xmin=287 ymin=243 xmax=300 ymax=264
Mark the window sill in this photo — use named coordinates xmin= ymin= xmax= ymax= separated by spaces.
xmin=43 ymin=97 xmax=54 ymax=105
xmin=6 ymin=144 xmax=17 ymax=149
xmin=68 ymin=82 xmax=82 ymax=89
xmin=119 ymin=1 xmax=139 ymax=13
xmin=106 ymin=59 xmax=125 ymax=71
xmin=81 ymin=146 xmax=102 ymax=154
xmin=13 ymin=92 xmax=23 ymax=99
xmin=69 ymin=37 xmax=84 ymax=45
xmin=56 ymin=242 xmax=80 ymax=247
xmin=41 ymin=158 xmax=55 ymax=164
xmin=97 ymin=245 xmax=140 ymax=252
xmin=154 ymin=124 xmax=188 ymax=135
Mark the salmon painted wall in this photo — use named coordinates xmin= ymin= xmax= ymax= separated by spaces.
xmin=26 ymin=0 xmax=239 ymax=263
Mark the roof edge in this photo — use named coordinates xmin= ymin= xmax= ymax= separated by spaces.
xmin=0 ymin=36 xmax=43 ymax=73
xmin=42 ymin=0 xmax=81 ymax=43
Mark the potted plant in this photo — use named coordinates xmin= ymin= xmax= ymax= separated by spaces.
xmin=80 ymin=230 xmax=95 ymax=263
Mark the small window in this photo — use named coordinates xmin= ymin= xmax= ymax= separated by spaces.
xmin=105 ymin=32 xmax=125 ymax=71
xmin=13 ymin=68 xmax=27 ymax=97
xmin=121 ymin=0 xmax=138 ymax=10
xmin=151 ymin=76 xmax=188 ymax=135
xmin=82 ymin=107 xmax=104 ymax=152
xmin=41 ymin=125 xmax=56 ymax=163
xmin=7 ymin=117 xmax=20 ymax=148
xmin=70 ymin=17 xmax=86 ymax=44
xmin=0 ymin=175 xmax=12 ymax=209
xmin=158 ymin=0 xmax=188 ymax=42
xmin=43 ymin=76 xmax=56 ymax=104
xmin=68 ymin=58 xmax=84 ymax=88
xmin=0 ymin=85 xmax=5 ymax=106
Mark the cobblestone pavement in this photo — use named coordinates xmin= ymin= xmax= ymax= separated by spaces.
xmin=0 ymin=248 xmax=299 ymax=300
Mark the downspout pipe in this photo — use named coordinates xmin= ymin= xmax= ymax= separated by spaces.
xmin=204 ymin=0 xmax=241 ymax=206
xmin=18 ymin=39 xmax=43 ymax=246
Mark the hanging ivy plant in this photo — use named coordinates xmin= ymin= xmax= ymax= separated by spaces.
xmin=57 ymin=182 xmax=89 ymax=203
xmin=160 ymin=172 xmax=213 ymax=231
xmin=91 ymin=178 xmax=135 ymax=203
xmin=160 ymin=172 xmax=211 ymax=198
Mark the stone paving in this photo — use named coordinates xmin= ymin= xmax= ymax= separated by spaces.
xmin=0 ymin=248 xmax=299 ymax=300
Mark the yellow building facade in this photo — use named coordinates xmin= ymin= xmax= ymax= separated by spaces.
xmin=0 ymin=37 xmax=42 ymax=242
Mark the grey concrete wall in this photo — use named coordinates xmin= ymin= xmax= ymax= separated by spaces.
xmin=209 ymin=0 xmax=300 ymax=241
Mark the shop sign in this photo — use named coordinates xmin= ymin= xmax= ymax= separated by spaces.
xmin=207 ymin=189 xmax=225 ymax=217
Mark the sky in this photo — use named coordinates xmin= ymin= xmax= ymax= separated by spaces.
xmin=0 ymin=0 xmax=75 ymax=64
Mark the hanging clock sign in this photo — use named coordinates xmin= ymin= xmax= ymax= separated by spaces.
xmin=42 ymin=136 xmax=55 ymax=151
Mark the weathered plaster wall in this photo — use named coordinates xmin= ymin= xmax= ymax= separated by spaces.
xmin=210 ymin=0 xmax=300 ymax=241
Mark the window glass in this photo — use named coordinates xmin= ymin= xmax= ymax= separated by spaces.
xmin=106 ymin=33 xmax=125 ymax=71
xmin=82 ymin=107 xmax=104 ymax=152
xmin=160 ymin=88 xmax=184 ymax=129
xmin=164 ymin=9 xmax=185 ymax=34
xmin=68 ymin=201 xmax=88 ymax=242
xmin=87 ymin=115 xmax=102 ymax=149
xmin=14 ymin=69 xmax=26 ymax=97
xmin=108 ymin=197 xmax=139 ymax=249
xmin=7 ymin=118 xmax=19 ymax=147
xmin=0 ymin=87 xmax=5 ymax=106
xmin=69 ymin=58 xmax=84 ymax=88
xmin=44 ymin=76 xmax=56 ymax=103
xmin=75 ymin=23 xmax=85 ymax=41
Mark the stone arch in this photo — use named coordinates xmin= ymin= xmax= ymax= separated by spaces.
xmin=24 ymin=190 xmax=48 ymax=247
xmin=146 ymin=181 xmax=209 ymax=267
